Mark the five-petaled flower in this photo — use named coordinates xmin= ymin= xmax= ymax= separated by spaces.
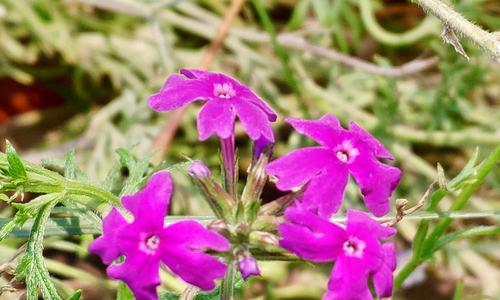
xmin=89 ymin=171 xmax=230 ymax=300
xmin=266 ymin=115 xmax=402 ymax=217
xmin=148 ymin=69 xmax=277 ymax=145
xmin=279 ymin=206 xmax=397 ymax=300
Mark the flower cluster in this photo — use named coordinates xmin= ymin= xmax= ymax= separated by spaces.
xmin=91 ymin=70 xmax=401 ymax=299
xmin=89 ymin=172 xmax=230 ymax=299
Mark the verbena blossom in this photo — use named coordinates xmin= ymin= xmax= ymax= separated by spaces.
xmin=148 ymin=69 xmax=277 ymax=145
xmin=279 ymin=206 xmax=397 ymax=300
xmin=266 ymin=115 xmax=402 ymax=217
xmin=237 ymin=252 xmax=261 ymax=280
xmin=89 ymin=171 xmax=230 ymax=300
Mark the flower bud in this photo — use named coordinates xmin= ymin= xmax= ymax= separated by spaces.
xmin=188 ymin=161 xmax=211 ymax=179
xmin=237 ymin=253 xmax=260 ymax=280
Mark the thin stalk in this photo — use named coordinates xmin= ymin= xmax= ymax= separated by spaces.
xmin=394 ymin=146 xmax=500 ymax=288
xmin=220 ymin=135 xmax=237 ymax=198
xmin=220 ymin=259 xmax=236 ymax=300
xmin=421 ymin=146 xmax=500 ymax=253
xmin=414 ymin=0 xmax=500 ymax=61
xmin=65 ymin=180 xmax=121 ymax=207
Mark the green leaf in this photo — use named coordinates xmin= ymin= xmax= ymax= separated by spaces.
xmin=116 ymin=148 xmax=150 ymax=196
xmin=5 ymin=140 xmax=27 ymax=179
xmin=424 ymin=225 xmax=500 ymax=258
xmin=160 ymin=292 xmax=180 ymax=300
xmin=63 ymin=150 xmax=88 ymax=181
xmin=15 ymin=194 xmax=63 ymax=300
xmin=159 ymin=278 xmax=245 ymax=300
xmin=117 ymin=281 xmax=134 ymax=300
xmin=448 ymin=147 xmax=479 ymax=191
xmin=68 ymin=290 xmax=82 ymax=300
xmin=287 ymin=0 xmax=311 ymax=30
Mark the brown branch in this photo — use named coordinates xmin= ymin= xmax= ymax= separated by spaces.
xmin=151 ymin=0 xmax=247 ymax=164
xmin=384 ymin=181 xmax=437 ymax=227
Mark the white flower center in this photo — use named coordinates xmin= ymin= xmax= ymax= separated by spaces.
xmin=214 ymin=83 xmax=236 ymax=99
xmin=140 ymin=234 xmax=160 ymax=254
xmin=334 ymin=140 xmax=359 ymax=163
xmin=342 ymin=236 xmax=366 ymax=258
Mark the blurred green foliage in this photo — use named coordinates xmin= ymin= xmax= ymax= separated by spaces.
xmin=0 ymin=0 xmax=499 ymax=299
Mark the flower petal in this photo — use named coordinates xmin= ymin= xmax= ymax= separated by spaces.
xmin=237 ymin=87 xmax=277 ymax=122
xmin=279 ymin=206 xmax=346 ymax=262
xmin=180 ymin=68 xmax=209 ymax=79
xmin=88 ymin=208 xmax=128 ymax=264
xmin=148 ymin=74 xmax=212 ymax=111
xmin=197 ymin=99 xmax=236 ymax=140
xmin=160 ymin=220 xmax=229 ymax=290
xmin=346 ymin=210 xmax=396 ymax=240
xmin=326 ymin=259 xmax=373 ymax=300
xmin=107 ymin=253 xmax=161 ymax=300
xmin=301 ymin=163 xmax=349 ymax=218
xmin=122 ymin=171 xmax=173 ymax=229
xmin=349 ymin=122 xmax=394 ymax=159
xmin=286 ymin=115 xmax=342 ymax=147
xmin=349 ymin=155 xmax=402 ymax=217
xmin=373 ymin=243 xmax=397 ymax=298
xmin=232 ymin=99 xmax=274 ymax=142
xmin=266 ymin=147 xmax=333 ymax=191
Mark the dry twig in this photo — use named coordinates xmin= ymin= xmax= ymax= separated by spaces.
xmin=384 ymin=181 xmax=437 ymax=227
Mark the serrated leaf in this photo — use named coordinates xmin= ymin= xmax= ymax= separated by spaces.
xmin=5 ymin=140 xmax=27 ymax=180
xmin=15 ymin=195 xmax=62 ymax=300
xmin=63 ymin=150 xmax=88 ymax=181
xmin=116 ymin=148 xmax=150 ymax=196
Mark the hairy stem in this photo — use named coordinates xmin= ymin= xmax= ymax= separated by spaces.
xmin=414 ymin=0 xmax=500 ymax=61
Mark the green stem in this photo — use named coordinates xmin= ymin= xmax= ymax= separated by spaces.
xmin=359 ymin=0 xmax=439 ymax=46
xmin=421 ymin=146 xmax=500 ymax=253
xmin=394 ymin=146 xmax=500 ymax=288
xmin=65 ymin=180 xmax=121 ymax=207
xmin=413 ymin=0 xmax=500 ymax=61
xmin=394 ymin=257 xmax=421 ymax=288
xmin=220 ymin=259 xmax=236 ymax=300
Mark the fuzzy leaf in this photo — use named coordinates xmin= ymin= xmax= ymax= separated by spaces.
xmin=15 ymin=195 xmax=62 ymax=300
xmin=116 ymin=148 xmax=150 ymax=196
xmin=5 ymin=140 xmax=27 ymax=180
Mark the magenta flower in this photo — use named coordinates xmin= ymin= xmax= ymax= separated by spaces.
xmin=266 ymin=115 xmax=402 ymax=217
xmin=89 ymin=171 xmax=230 ymax=300
xmin=148 ymin=69 xmax=277 ymax=144
xmin=279 ymin=206 xmax=397 ymax=300
xmin=237 ymin=253 xmax=261 ymax=280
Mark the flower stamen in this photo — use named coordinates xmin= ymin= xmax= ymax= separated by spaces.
xmin=342 ymin=236 xmax=365 ymax=258
xmin=334 ymin=140 xmax=359 ymax=163
xmin=140 ymin=234 xmax=160 ymax=254
xmin=213 ymin=83 xmax=236 ymax=99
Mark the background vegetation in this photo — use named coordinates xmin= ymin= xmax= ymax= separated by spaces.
xmin=0 ymin=0 xmax=499 ymax=299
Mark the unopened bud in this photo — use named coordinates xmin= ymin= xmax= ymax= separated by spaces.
xmin=188 ymin=161 xmax=211 ymax=179
xmin=237 ymin=252 xmax=260 ymax=280
xmin=207 ymin=219 xmax=230 ymax=236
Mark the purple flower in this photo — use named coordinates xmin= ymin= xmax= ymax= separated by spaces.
xmin=148 ymin=69 xmax=277 ymax=144
xmin=188 ymin=160 xmax=211 ymax=179
xmin=266 ymin=115 xmax=402 ymax=217
xmin=279 ymin=206 xmax=397 ymax=300
xmin=89 ymin=171 xmax=230 ymax=300
xmin=237 ymin=253 xmax=261 ymax=280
